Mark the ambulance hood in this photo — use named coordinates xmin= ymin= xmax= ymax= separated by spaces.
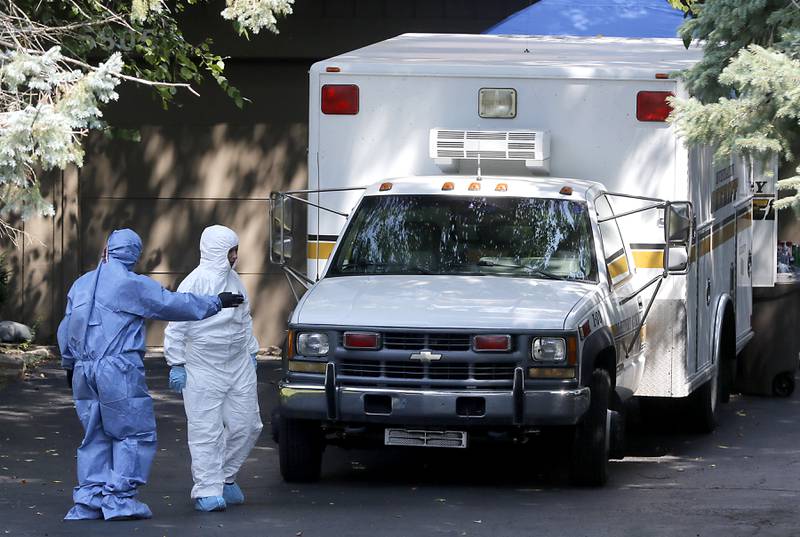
xmin=294 ymin=275 xmax=597 ymax=330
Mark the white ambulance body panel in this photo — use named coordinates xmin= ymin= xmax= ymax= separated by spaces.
xmin=303 ymin=34 xmax=774 ymax=399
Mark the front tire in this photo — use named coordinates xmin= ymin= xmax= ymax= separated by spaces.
xmin=570 ymin=369 xmax=611 ymax=486
xmin=279 ymin=417 xmax=324 ymax=483
xmin=689 ymin=365 xmax=720 ymax=433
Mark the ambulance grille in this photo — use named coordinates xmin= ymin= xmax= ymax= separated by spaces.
xmin=338 ymin=359 xmax=515 ymax=382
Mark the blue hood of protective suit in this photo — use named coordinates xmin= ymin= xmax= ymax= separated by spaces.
xmin=107 ymin=229 xmax=142 ymax=270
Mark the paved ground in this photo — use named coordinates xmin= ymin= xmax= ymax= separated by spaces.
xmin=1 ymin=358 xmax=798 ymax=537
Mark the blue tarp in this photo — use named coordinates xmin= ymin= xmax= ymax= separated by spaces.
xmin=486 ymin=0 xmax=686 ymax=38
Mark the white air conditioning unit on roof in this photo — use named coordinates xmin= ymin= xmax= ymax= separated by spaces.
xmin=429 ymin=129 xmax=551 ymax=174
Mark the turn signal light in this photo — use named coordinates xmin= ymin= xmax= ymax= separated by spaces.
xmin=322 ymin=84 xmax=359 ymax=115
xmin=473 ymin=335 xmax=512 ymax=352
xmin=566 ymin=336 xmax=577 ymax=366
xmin=637 ymin=91 xmax=673 ymax=122
xmin=343 ymin=332 xmax=381 ymax=350
xmin=528 ymin=367 xmax=576 ymax=379
xmin=288 ymin=360 xmax=327 ymax=374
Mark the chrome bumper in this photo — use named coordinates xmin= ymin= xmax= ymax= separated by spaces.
xmin=279 ymin=372 xmax=590 ymax=427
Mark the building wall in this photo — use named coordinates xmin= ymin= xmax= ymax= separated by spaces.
xmin=1 ymin=0 xmax=530 ymax=346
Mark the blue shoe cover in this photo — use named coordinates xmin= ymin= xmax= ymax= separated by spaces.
xmin=195 ymin=496 xmax=226 ymax=512
xmin=64 ymin=504 xmax=103 ymax=520
xmin=223 ymin=483 xmax=245 ymax=505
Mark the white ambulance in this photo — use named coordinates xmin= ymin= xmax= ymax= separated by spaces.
xmin=269 ymin=34 xmax=777 ymax=485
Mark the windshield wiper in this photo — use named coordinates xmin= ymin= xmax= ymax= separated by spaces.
xmin=398 ymin=264 xmax=433 ymax=275
xmin=339 ymin=260 xmax=387 ymax=272
xmin=339 ymin=261 xmax=432 ymax=275
xmin=476 ymin=259 xmax=567 ymax=281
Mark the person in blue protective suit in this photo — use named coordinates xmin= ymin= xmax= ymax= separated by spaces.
xmin=57 ymin=229 xmax=245 ymax=521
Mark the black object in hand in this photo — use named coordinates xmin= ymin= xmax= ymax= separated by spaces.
xmin=218 ymin=292 xmax=245 ymax=308
xmin=66 ymin=368 xmax=73 ymax=389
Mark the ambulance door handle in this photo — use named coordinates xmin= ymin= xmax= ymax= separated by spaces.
xmin=706 ymin=278 xmax=712 ymax=306
xmin=747 ymin=251 xmax=752 ymax=277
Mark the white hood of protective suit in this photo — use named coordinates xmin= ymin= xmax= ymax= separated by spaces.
xmin=163 ymin=225 xmax=259 ymax=368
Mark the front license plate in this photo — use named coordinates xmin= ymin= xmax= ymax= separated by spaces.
xmin=384 ymin=428 xmax=467 ymax=448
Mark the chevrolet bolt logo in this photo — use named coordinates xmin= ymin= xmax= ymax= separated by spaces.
xmin=410 ymin=351 xmax=442 ymax=362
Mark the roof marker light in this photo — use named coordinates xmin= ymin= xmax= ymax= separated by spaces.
xmin=560 ymin=186 xmax=573 ymax=196
xmin=468 ymin=182 xmax=481 ymax=191
xmin=326 ymin=66 xmax=341 ymax=73
xmin=442 ymin=182 xmax=455 ymax=191
xmin=495 ymin=183 xmax=508 ymax=192
xmin=379 ymin=182 xmax=393 ymax=191
xmin=655 ymin=73 xmax=669 ymax=79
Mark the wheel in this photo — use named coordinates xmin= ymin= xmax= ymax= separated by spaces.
xmin=718 ymin=336 xmax=736 ymax=404
xmin=279 ymin=417 xmax=324 ymax=483
xmin=772 ymin=372 xmax=795 ymax=398
xmin=570 ymin=369 xmax=611 ymax=486
xmin=270 ymin=408 xmax=280 ymax=443
xmin=689 ymin=365 xmax=720 ymax=434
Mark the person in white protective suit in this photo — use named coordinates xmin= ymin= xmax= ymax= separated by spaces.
xmin=163 ymin=225 xmax=263 ymax=512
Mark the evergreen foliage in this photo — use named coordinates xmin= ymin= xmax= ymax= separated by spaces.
xmin=670 ymin=0 xmax=800 ymax=208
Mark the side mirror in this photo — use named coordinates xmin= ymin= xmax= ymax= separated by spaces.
xmin=668 ymin=248 xmax=688 ymax=272
xmin=269 ymin=194 xmax=293 ymax=264
xmin=665 ymin=202 xmax=692 ymax=244
xmin=663 ymin=201 xmax=693 ymax=275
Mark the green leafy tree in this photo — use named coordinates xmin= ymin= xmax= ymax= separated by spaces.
xmin=669 ymin=0 xmax=800 ymax=209
xmin=0 ymin=0 xmax=293 ymax=241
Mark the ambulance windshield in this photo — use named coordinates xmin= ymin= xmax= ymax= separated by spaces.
xmin=328 ymin=195 xmax=598 ymax=282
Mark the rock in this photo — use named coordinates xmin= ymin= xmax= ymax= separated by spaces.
xmin=0 ymin=321 xmax=32 ymax=343
xmin=0 ymin=353 xmax=24 ymax=380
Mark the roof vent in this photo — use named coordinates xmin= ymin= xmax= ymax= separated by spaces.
xmin=429 ymin=129 xmax=550 ymax=174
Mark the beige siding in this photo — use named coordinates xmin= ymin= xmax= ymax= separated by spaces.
xmin=0 ymin=0 xmax=529 ymax=346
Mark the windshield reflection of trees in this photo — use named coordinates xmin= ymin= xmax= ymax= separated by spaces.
xmin=329 ymin=195 xmax=597 ymax=281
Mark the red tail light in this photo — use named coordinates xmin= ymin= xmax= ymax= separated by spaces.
xmin=473 ymin=335 xmax=512 ymax=352
xmin=322 ymin=84 xmax=359 ymax=115
xmin=636 ymin=91 xmax=673 ymax=122
xmin=343 ymin=332 xmax=380 ymax=349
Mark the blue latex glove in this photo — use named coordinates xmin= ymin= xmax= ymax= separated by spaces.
xmin=251 ymin=354 xmax=258 ymax=369
xmin=169 ymin=366 xmax=187 ymax=393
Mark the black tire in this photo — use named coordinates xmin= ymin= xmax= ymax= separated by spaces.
xmin=718 ymin=331 xmax=736 ymax=404
xmin=270 ymin=408 xmax=280 ymax=443
xmin=570 ymin=369 xmax=611 ymax=486
xmin=279 ymin=417 xmax=324 ymax=483
xmin=772 ymin=372 xmax=795 ymax=398
xmin=689 ymin=366 xmax=720 ymax=434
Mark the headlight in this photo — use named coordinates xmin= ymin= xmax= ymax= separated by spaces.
xmin=531 ymin=337 xmax=566 ymax=362
xmin=297 ymin=332 xmax=329 ymax=357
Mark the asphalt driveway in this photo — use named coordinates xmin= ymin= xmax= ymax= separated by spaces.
xmin=1 ymin=358 xmax=799 ymax=537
